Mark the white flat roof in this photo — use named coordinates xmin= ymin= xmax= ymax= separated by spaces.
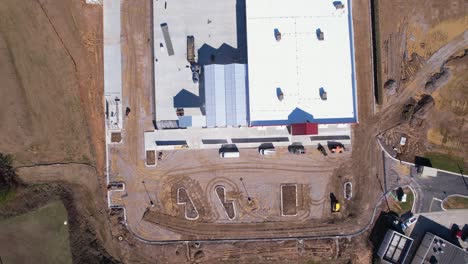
xmin=103 ymin=0 xmax=122 ymax=97
xmin=246 ymin=0 xmax=357 ymax=125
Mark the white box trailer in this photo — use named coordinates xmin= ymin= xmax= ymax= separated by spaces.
xmin=422 ymin=166 xmax=438 ymax=177
xmin=220 ymin=151 xmax=240 ymax=158
xmin=259 ymin=148 xmax=276 ymax=155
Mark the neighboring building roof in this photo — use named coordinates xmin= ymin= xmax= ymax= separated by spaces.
xmin=377 ymin=230 xmax=413 ymax=264
xmin=103 ymin=0 xmax=122 ymax=97
xmin=246 ymin=0 xmax=357 ymax=126
xmin=411 ymin=233 xmax=468 ymax=264
xmin=291 ymin=123 xmax=318 ymax=135
xmin=204 ymin=64 xmax=248 ymax=127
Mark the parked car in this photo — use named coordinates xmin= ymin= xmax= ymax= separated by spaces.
xmin=401 ymin=216 xmax=417 ymax=230
xmin=288 ymin=145 xmax=305 ymax=154
xmin=259 ymin=148 xmax=276 ymax=155
xmin=452 ymin=224 xmax=462 ymax=239
xmin=192 ymin=72 xmax=200 ymax=84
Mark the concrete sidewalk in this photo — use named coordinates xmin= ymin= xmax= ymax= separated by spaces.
xmin=144 ymin=124 xmax=351 ymax=150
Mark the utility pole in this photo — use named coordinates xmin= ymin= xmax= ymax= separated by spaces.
xmin=141 ymin=180 xmax=155 ymax=207
xmin=376 ymin=173 xmax=390 ymax=212
xmin=457 ymin=164 xmax=468 ymax=191
xmin=239 ymin=177 xmax=252 ymax=203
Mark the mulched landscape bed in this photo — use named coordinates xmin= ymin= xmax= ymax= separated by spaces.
xmin=215 ymin=186 xmax=235 ymax=219
xmin=111 ymin=132 xmax=122 ymax=143
xmin=146 ymin=150 xmax=155 ymax=165
xmin=281 ymin=185 xmax=297 ymax=216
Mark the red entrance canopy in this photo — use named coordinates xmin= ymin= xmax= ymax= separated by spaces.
xmin=291 ymin=123 xmax=318 ymax=135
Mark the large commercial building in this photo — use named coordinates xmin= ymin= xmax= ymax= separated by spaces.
xmin=411 ymin=233 xmax=468 ymax=264
xmin=146 ymin=0 xmax=356 ymax=149
xmin=377 ymin=230 xmax=414 ymax=264
xmin=245 ymin=0 xmax=357 ymax=126
xmin=155 ymin=0 xmax=357 ymax=130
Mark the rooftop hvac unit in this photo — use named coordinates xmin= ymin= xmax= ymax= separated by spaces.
xmin=276 ymin=87 xmax=284 ymax=101
xmin=333 ymin=1 xmax=345 ymax=9
xmin=319 ymin=88 xmax=327 ymax=100
xmin=317 ymin=29 xmax=324 ymax=41
xmin=274 ymin=28 xmax=281 ymax=41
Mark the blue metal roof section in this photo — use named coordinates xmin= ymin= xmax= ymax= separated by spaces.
xmin=204 ymin=64 xmax=248 ymax=127
xmin=178 ymin=116 xmax=192 ymax=128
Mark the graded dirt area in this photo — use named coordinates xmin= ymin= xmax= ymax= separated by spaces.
xmin=0 ymin=0 xmax=118 ymax=262
xmin=375 ymin=0 xmax=467 ymax=170
xmin=113 ymin=147 xmax=348 ymax=240
xmin=377 ymin=0 xmax=467 ymax=101
xmin=0 ymin=0 xmax=105 ymax=169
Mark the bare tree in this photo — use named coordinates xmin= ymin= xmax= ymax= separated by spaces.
xmin=0 ymin=153 xmax=19 ymax=191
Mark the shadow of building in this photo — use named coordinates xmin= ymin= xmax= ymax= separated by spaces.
xmin=173 ymin=89 xmax=201 ymax=108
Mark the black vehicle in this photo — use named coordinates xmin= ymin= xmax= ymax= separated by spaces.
xmin=288 ymin=145 xmax=305 ymax=154
xmin=317 ymin=143 xmax=327 ymax=156
xmin=192 ymin=72 xmax=200 ymax=84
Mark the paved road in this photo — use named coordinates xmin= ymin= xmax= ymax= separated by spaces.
xmin=411 ymin=169 xmax=468 ymax=213
xmin=380 ymin=142 xmax=468 ymax=213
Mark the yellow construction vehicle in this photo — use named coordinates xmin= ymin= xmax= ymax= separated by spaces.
xmin=332 ymin=201 xmax=341 ymax=212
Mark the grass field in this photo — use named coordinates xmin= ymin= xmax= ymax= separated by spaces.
xmin=388 ymin=188 xmax=414 ymax=215
xmin=0 ymin=188 xmax=15 ymax=204
xmin=0 ymin=201 xmax=72 ymax=263
xmin=443 ymin=196 xmax=468 ymax=210
xmin=425 ymin=152 xmax=465 ymax=173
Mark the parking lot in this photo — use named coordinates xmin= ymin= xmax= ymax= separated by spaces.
xmin=153 ymin=0 xmax=242 ymax=122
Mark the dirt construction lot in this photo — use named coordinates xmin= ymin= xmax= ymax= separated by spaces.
xmin=1 ymin=0 xmax=465 ymax=262
xmin=109 ymin=0 xmax=382 ymax=244
xmin=112 ymin=147 xmax=349 ymax=240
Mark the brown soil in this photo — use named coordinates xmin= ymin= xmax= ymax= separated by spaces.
xmin=215 ymin=186 xmax=235 ymax=219
xmin=111 ymin=133 xmax=122 ymax=143
xmin=377 ymin=0 xmax=467 ymax=106
xmin=146 ymin=150 xmax=155 ymax=165
xmin=375 ymin=0 xmax=467 ymax=166
xmin=443 ymin=196 xmax=468 ymax=210
xmin=177 ymin=188 xmax=198 ymax=219
xmin=281 ymin=185 xmax=297 ymax=216
xmin=380 ymin=50 xmax=467 ymax=164
xmin=0 ymin=0 xmax=117 ymax=262
xmin=215 ymin=186 xmax=225 ymax=201
xmin=0 ymin=0 xmax=95 ymax=166
xmin=177 ymin=188 xmax=189 ymax=203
